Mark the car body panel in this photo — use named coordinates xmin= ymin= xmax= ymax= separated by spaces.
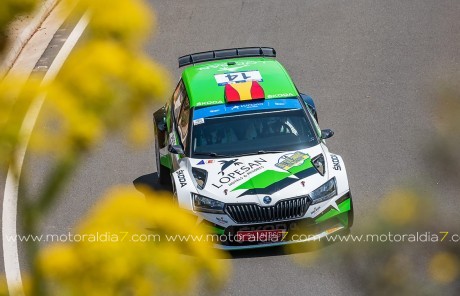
xmin=182 ymin=57 xmax=298 ymax=107
xmin=172 ymin=144 xmax=350 ymax=228
xmin=154 ymin=48 xmax=353 ymax=248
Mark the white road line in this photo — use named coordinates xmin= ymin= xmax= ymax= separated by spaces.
xmin=2 ymin=12 xmax=89 ymax=295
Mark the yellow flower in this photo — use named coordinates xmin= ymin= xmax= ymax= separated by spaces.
xmin=64 ymin=0 xmax=153 ymax=46
xmin=39 ymin=186 xmax=229 ymax=295
xmin=0 ymin=75 xmax=44 ymax=165
xmin=428 ymin=252 xmax=459 ymax=284
xmin=39 ymin=244 xmax=81 ymax=278
xmin=378 ymin=189 xmax=419 ymax=226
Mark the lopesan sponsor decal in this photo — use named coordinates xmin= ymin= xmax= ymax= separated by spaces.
xmin=176 ymin=170 xmax=187 ymax=188
xmin=212 ymin=158 xmax=267 ymax=189
xmin=330 ymin=154 xmax=341 ymax=171
xmin=218 ymin=159 xmax=243 ymax=175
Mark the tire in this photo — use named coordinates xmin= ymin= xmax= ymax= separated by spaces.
xmin=155 ymin=136 xmax=170 ymax=185
xmin=171 ymin=174 xmax=178 ymax=203
xmin=347 ymin=195 xmax=354 ymax=228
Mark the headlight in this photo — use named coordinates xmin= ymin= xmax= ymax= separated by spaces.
xmin=192 ymin=193 xmax=225 ymax=213
xmin=192 ymin=167 xmax=208 ymax=189
xmin=309 ymin=177 xmax=337 ymax=204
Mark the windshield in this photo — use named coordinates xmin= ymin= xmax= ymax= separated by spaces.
xmin=190 ymin=98 xmax=318 ymax=157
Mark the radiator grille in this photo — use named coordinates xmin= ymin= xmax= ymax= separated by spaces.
xmin=225 ymin=196 xmax=310 ymax=223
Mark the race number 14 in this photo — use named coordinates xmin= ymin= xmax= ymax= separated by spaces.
xmin=215 ymin=71 xmax=262 ymax=86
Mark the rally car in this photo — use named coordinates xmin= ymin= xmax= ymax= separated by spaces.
xmin=153 ymin=47 xmax=353 ymax=249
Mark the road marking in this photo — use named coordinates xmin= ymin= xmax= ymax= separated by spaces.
xmin=2 ymin=12 xmax=89 ymax=295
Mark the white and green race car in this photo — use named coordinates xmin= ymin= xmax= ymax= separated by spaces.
xmin=153 ymin=47 xmax=353 ymax=249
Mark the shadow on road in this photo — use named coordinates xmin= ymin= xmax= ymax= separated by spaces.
xmin=226 ymin=237 xmax=340 ymax=259
xmin=133 ymin=172 xmax=172 ymax=194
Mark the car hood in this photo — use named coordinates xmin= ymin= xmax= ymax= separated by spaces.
xmin=188 ymin=145 xmax=329 ymax=205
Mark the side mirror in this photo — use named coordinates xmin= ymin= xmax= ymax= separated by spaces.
xmin=157 ymin=118 xmax=167 ymax=132
xmin=168 ymin=144 xmax=184 ymax=155
xmin=153 ymin=106 xmax=167 ymax=132
xmin=320 ymin=129 xmax=334 ymax=139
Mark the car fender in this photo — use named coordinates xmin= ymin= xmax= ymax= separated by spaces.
xmin=325 ymin=152 xmax=349 ymax=196
xmin=171 ymin=164 xmax=195 ymax=211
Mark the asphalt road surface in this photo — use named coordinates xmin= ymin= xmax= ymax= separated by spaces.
xmin=9 ymin=0 xmax=460 ymax=295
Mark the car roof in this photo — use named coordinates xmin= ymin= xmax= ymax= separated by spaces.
xmin=181 ymin=57 xmax=299 ymax=107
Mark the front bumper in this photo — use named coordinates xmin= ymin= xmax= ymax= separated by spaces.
xmin=199 ymin=192 xmax=353 ymax=250
xmin=214 ymin=216 xmax=349 ymax=251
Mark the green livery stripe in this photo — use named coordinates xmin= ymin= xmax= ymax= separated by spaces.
xmin=336 ymin=212 xmax=349 ymax=226
xmin=166 ymin=106 xmax=171 ymax=131
xmin=232 ymin=158 xmax=313 ymax=191
xmin=286 ymin=158 xmax=313 ymax=174
xmin=213 ymin=227 xmax=225 ymax=235
xmin=234 ymin=170 xmax=290 ymax=190
xmin=160 ymin=155 xmax=172 ymax=169
xmin=182 ymin=57 xmax=299 ymax=107
xmin=315 ymin=198 xmax=351 ymax=223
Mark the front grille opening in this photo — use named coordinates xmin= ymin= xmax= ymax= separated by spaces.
xmin=225 ymin=196 xmax=310 ymax=223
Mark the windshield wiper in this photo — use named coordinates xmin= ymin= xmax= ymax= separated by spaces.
xmin=256 ymin=150 xmax=286 ymax=154
xmin=194 ymin=150 xmax=286 ymax=158
xmin=193 ymin=152 xmax=232 ymax=157
xmin=233 ymin=150 xmax=286 ymax=157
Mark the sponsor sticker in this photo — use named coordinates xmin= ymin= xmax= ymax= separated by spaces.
xmin=197 ymin=160 xmax=215 ymax=165
xmin=198 ymin=60 xmax=258 ymax=72
xmin=276 ymin=151 xmax=309 ymax=171
xmin=193 ymin=99 xmax=301 ymax=119
xmin=176 ymin=170 xmax=187 ymax=188
xmin=267 ymin=93 xmax=295 ymax=99
xmin=193 ymin=118 xmax=205 ymax=125
xmin=214 ymin=70 xmax=262 ymax=86
xmin=196 ymin=100 xmax=223 ymax=106
xmin=236 ymin=230 xmax=287 ymax=242
xmin=218 ymin=159 xmax=243 ymax=175
xmin=331 ymin=154 xmax=341 ymax=171
xmin=216 ymin=217 xmax=228 ymax=224
xmin=311 ymin=206 xmax=321 ymax=215
xmin=211 ymin=158 xmax=267 ymax=189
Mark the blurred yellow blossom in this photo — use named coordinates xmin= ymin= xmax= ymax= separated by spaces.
xmin=39 ymin=186 xmax=229 ymax=295
xmin=428 ymin=252 xmax=459 ymax=284
xmin=432 ymin=87 xmax=460 ymax=173
xmin=2 ymin=0 xmax=222 ymax=295
xmin=378 ymin=189 xmax=424 ymax=226
xmin=0 ymin=75 xmax=44 ymax=166
xmin=380 ymin=254 xmax=411 ymax=286
xmin=63 ymin=0 xmax=153 ymax=46
xmin=36 ymin=39 xmax=169 ymax=155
